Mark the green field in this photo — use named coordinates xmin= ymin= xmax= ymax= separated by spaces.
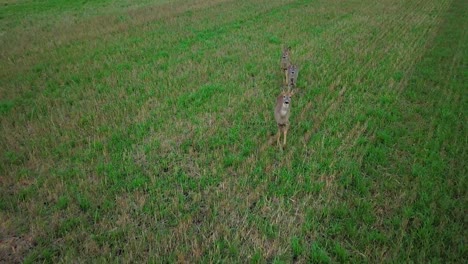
xmin=1 ymin=0 xmax=466 ymax=262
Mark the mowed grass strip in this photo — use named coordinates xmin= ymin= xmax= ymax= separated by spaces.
xmin=0 ymin=0 xmax=466 ymax=262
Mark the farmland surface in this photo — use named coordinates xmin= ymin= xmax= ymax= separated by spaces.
xmin=1 ymin=0 xmax=466 ymax=262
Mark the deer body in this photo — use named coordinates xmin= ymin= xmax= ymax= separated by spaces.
xmin=280 ymin=47 xmax=291 ymax=85
xmin=287 ymin=64 xmax=299 ymax=88
xmin=275 ymin=95 xmax=290 ymax=125
xmin=275 ymin=91 xmax=294 ymax=147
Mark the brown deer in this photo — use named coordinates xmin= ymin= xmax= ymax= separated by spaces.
xmin=287 ymin=64 xmax=299 ymax=88
xmin=274 ymin=88 xmax=296 ymax=147
xmin=280 ymin=47 xmax=291 ymax=85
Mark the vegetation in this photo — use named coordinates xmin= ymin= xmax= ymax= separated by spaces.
xmin=1 ymin=0 xmax=466 ymax=262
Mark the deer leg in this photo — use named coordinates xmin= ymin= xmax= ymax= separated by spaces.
xmin=276 ymin=129 xmax=281 ymax=146
xmin=283 ymin=128 xmax=288 ymax=146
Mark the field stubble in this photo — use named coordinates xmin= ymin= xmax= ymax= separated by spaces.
xmin=1 ymin=0 xmax=466 ymax=262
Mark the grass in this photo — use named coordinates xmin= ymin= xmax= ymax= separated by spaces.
xmin=1 ymin=0 xmax=466 ymax=262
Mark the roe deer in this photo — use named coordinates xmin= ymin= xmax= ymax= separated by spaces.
xmin=274 ymin=88 xmax=296 ymax=147
xmin=287 ymin=64 xmax=299 ymax=88
xmin=280 ymin=47 xmax=291 ymax=85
